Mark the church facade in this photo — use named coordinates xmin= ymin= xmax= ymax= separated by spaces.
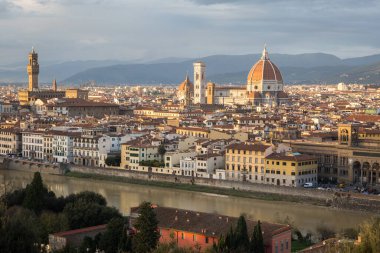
xmin=177 ymin=47 xmax=289 ymax=107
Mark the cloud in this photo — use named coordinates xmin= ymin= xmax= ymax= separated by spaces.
xmin=0 ymin=0 xmax=379 ymax=66
xmin=0 ymin=0 xmax=18 ymax=15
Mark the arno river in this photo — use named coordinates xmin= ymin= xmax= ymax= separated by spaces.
xmin=0 ymin=170 xmax=373 ymax=234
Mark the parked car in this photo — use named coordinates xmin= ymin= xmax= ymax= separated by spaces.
xmin=303 ymin=182 xmax=314 ymax=188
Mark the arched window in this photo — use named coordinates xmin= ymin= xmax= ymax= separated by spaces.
xmin=340 ymin=129 xmax=349 ymax=142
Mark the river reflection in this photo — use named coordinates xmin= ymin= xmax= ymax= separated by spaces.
xmin=0 ymin=170 xmax=373 ymax=234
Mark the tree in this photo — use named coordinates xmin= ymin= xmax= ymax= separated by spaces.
xmin=63 ymin=201 xmax=121 ymax=229
xmin=234 ymin=215 xmax=250 ymax=252
xmin=316 ymin=225 xmax=335 ymax=241
xmin=78 ymin=236 xmax=98 ymax=253
xmin=22 ymin=172 xmax=49 ymax=214
xmin=105 ymin=155 xmax=121 ymax=167
xmin=341 ymin=228 xmax=358 ymax=240
xmin=0 ymin=207 xmax=43 ymax=253
xmin=250 ymin=220 xmax=265 ymax=253
xmin=132 ymin=202 xmax=160 ymax=253
xmin=356 ymin=217 xmax=380 ymax=253
xmin=64 ymin=191 xmax=107 ymax=206
xmin=4 ymin=188 xmax=26 ymax=207
xmin=39 ymin=211 xmax=69 ymax=237
xmin=99 ymin=217 xmax=131 ymax=253
xmin=153 ymin=242 xmax=197 ymax=253
xmin=158 ymin=144 xmax=166 ymax=160
xmin=224 ymin=226 xmax=236 ymax=251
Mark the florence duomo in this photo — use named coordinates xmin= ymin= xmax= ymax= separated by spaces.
xmin=1 ymin=0 xmax=380 ymax=252
xmin=177 ymin=46 xmax=289 ymax=107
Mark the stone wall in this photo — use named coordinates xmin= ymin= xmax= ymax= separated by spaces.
xmin=69 ymin=165 xmax=380 ymax=212
xmin=69 ymin=165 xmax=333 ymax=200
xmin=0 ymin=157 xmax=66 ymax=175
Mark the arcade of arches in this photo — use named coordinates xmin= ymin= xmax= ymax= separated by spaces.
xmin=352 ymin=161 xmax=380 ymax=186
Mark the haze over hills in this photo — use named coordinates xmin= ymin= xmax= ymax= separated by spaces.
xmin=1 ymin=53 xmax=380 ymax=85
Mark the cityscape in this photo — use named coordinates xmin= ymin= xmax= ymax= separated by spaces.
xmin=1 ymin=0 xmax=380 ymax=253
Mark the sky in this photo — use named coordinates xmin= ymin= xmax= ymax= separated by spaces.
xmin=0 ymin=0 xmax=379 ymax=65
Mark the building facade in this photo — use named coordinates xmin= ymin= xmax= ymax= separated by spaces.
xmin=0 ymin=129 xmax=22 ymax=155
xmin=285 ymin=124 xmax=380 ymax=186
xmin=120 ymin=138 xmax=161 ymax=170
xmin=265 ymin=153 xmax=318 ymax=187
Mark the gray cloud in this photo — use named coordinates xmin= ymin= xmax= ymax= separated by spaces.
xmin=0 ymin=0 xmax=379 ymax=66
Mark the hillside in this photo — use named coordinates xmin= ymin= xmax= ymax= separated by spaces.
xmin=2 ymin=53 xmax=380 ymax=85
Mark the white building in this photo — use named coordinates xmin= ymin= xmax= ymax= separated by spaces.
xmin=164 ymin=151 xmax=197 ymax=169
xmin=194 ymin=154 xmax=225 ymax=178
xmin=180 ymin=157 xmax=196 ymax=177
xmin=337 ymin=82 xmax=348 ymax=91
xmin=22 ymin=131 xmax=44 ymax=160
xmin=52 ymin=131 xmax=78 ymax=163
xmin=98 ymin=133 xmax=136 ymax=167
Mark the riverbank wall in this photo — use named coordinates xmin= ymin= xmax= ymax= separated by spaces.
xmin=1 ymin=157 xmax=379 ymax=213
xmin=0 ymin=157 xmax=66 ymax=174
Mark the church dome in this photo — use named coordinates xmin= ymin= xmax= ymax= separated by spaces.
xmin=247 ymin=47 xmax=283 ymax=85
xmin=178 ymin=74 xmax=193 ymax=92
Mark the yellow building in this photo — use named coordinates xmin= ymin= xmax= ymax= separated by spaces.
xmin=225 ymin=142 xmax=273 ymax=182
xmin=265 ymin=153 xmax=318 ymax=187
xmin=65 ymin=89 xmax=89 ymax=100
xmin=176 ymin=127 xmax=209 ymax=138
xmin=120 ymin=139 xmax=160 ymax=170
xmin=285 ymin=124 xmax=380 ymax=186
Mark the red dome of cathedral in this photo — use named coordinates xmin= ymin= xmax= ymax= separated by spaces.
xmin=247 ymin=47 xmax=283 ymax=85
xmin=178 ymin=74 xmax=193 ymax=92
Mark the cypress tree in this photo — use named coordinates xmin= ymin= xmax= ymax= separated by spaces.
xmin=250 ymin=220 xmax=265 ymax=253
xmin=225 ymin=226 xmax=235 ymax=250
xmin=132 ymin=202 xmax=160 ymax=253
xmin=22 ymin=172 xmax=48 ymax=214
xmin=235 ymin=215 xmax=250 ymax=251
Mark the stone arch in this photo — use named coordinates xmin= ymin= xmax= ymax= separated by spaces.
xmin=371 ymin=162 xmax=379 ymax=185
xmin=362 ymin=162 xmax=371 ymax=184
xmin=353 ymin=161 xmax=361 ymax=183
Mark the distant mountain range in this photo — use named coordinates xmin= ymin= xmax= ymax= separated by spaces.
xmin=1 ymin=53 xmax=380 ymax=85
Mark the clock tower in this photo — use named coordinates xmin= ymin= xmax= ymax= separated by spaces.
xmin=27 ymin=47 xmax=39 ymax=91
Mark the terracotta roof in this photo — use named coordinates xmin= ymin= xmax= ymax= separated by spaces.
xmin=47 ymin=98 xmax=119 ymax=108
xmin=178 ymin=75 xmax=193 ymax=92
xmin=247 ymin=51 xmax=283 ymax=85
xmin=266 ymin=153 xmax=316 ymax=162
xmin=227 ymin=142 xmax=270 ymax=152
xmin=346 ymin=114 xmax=380 ymax=123
xmin=130 ymin=206 xmax=291 ymax=243
xmin=52 ymin=224 xmax=107 ymax=237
